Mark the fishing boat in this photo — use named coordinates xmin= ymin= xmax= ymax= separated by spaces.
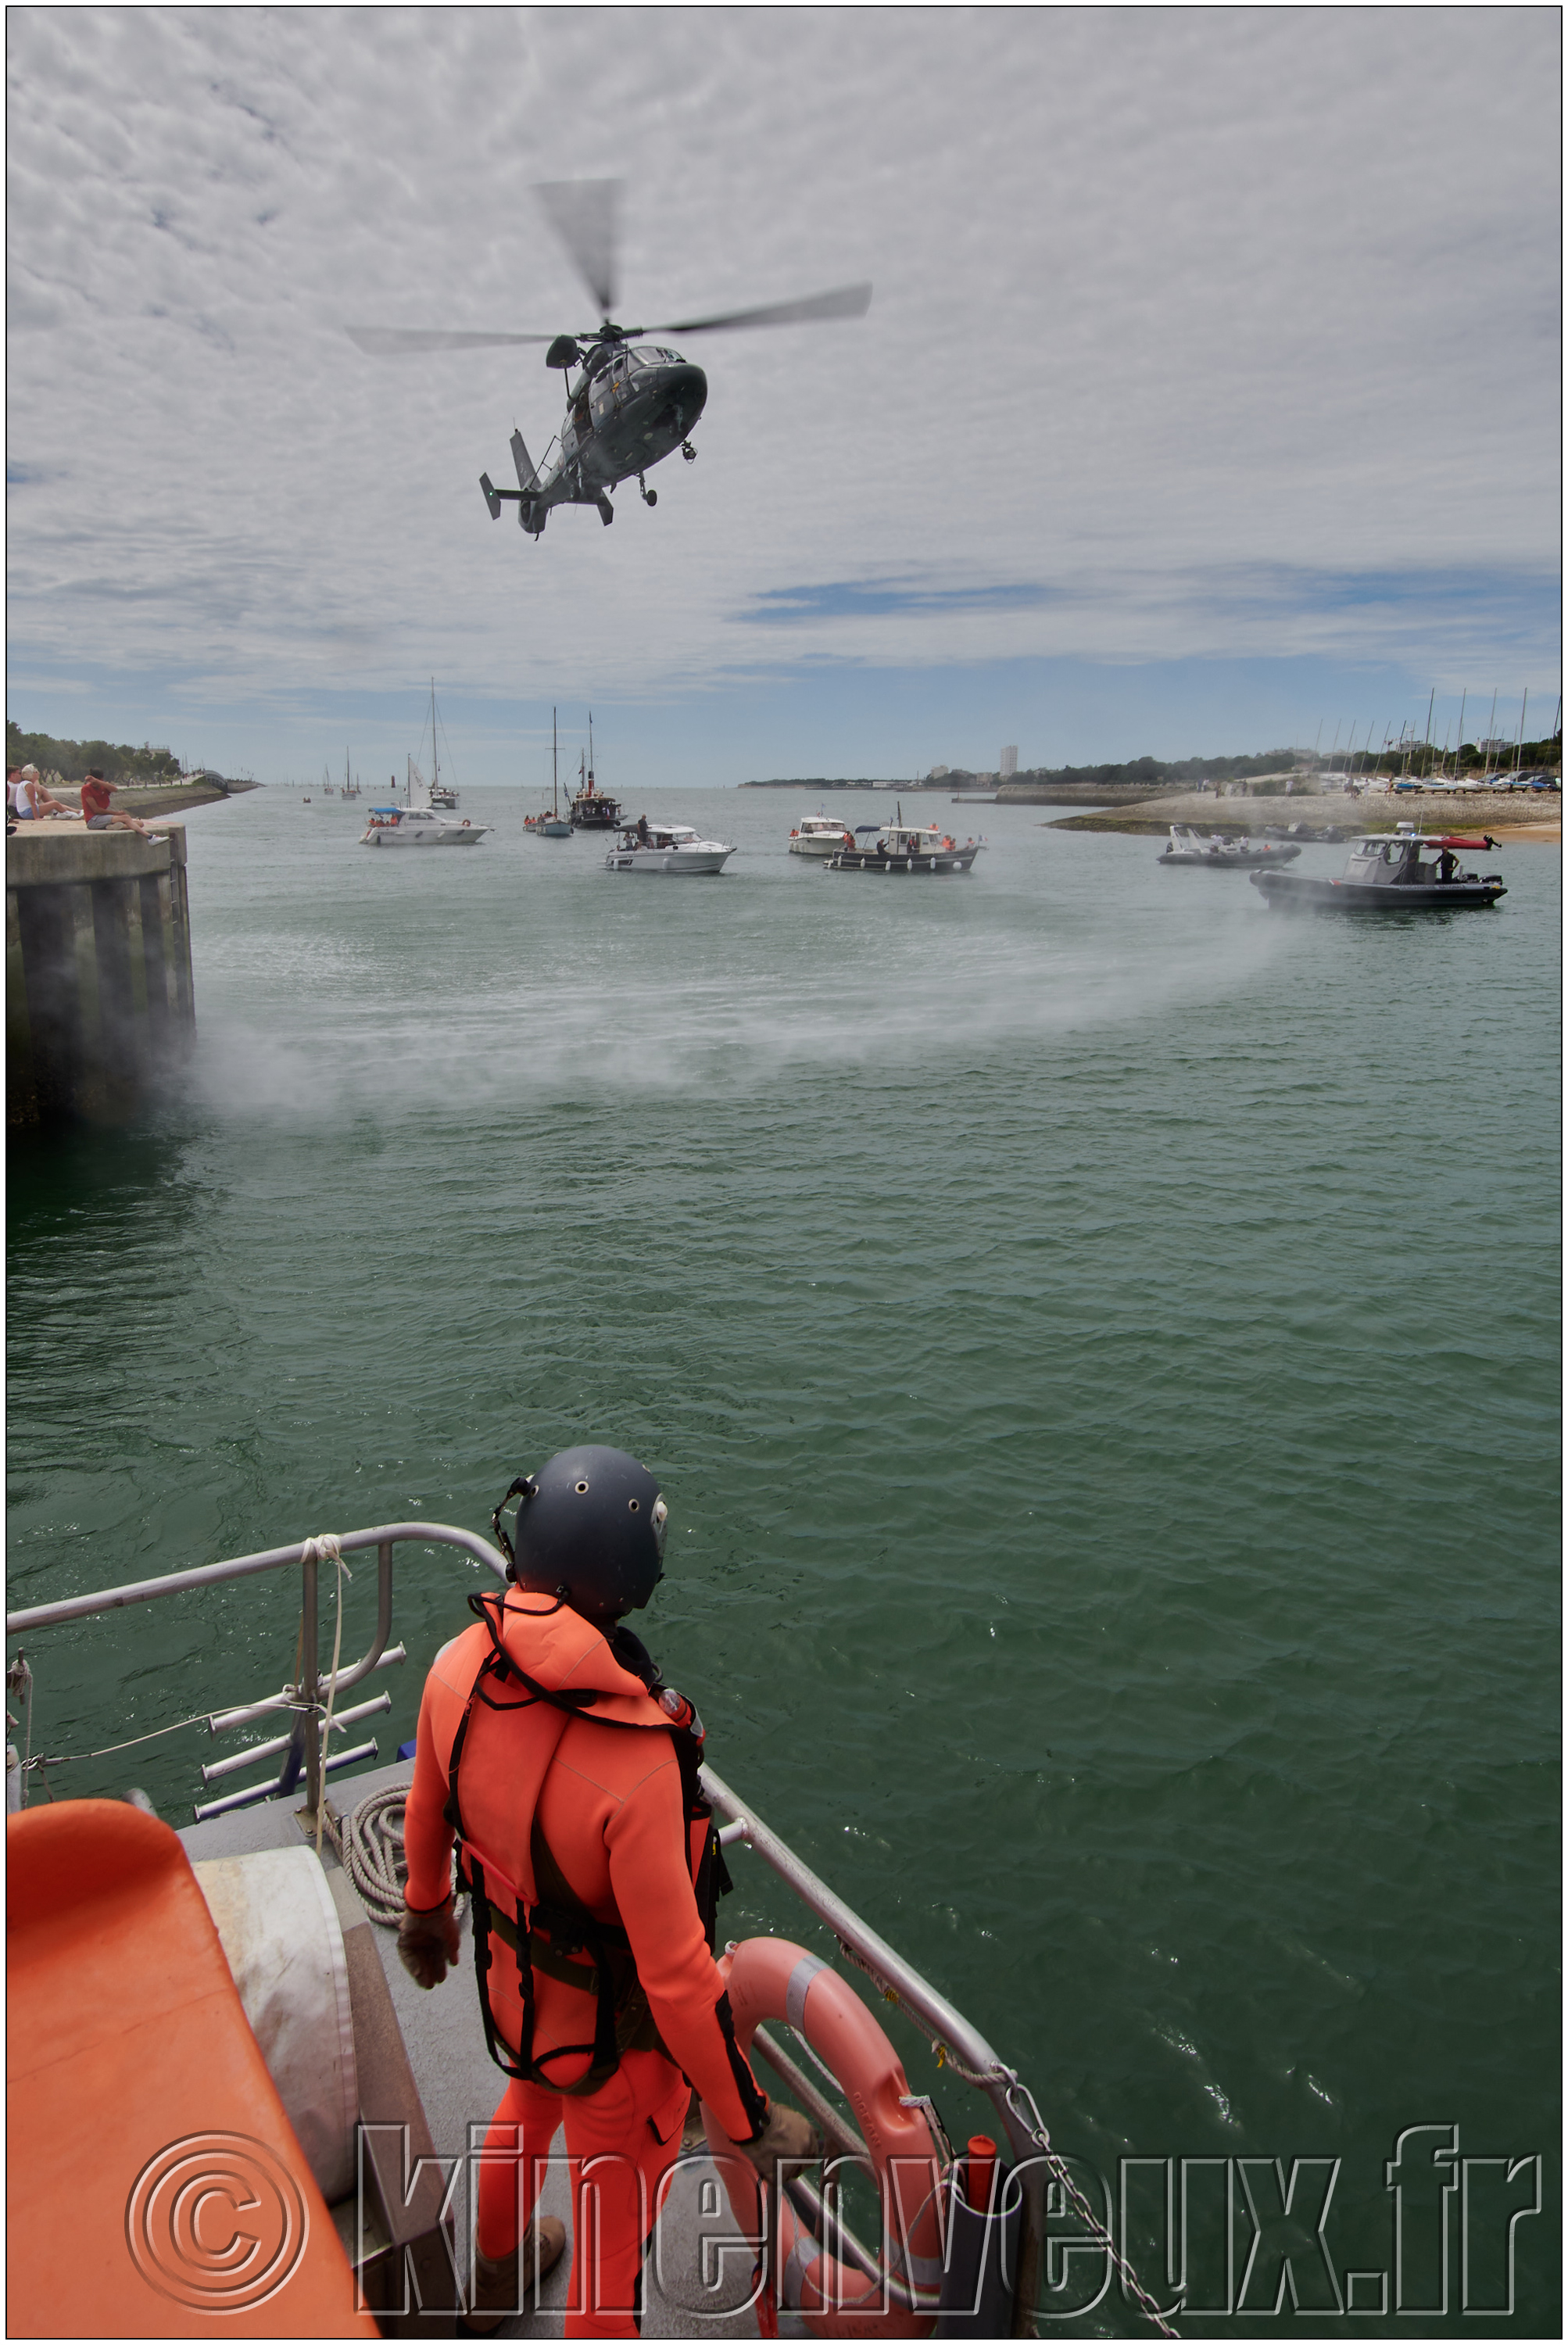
xmin=789 ymin=812 xmax=856 ymax=857
xmin=524 ymin=708 xmax=575 ymax=837
xmin=359 ymin=804 xmax=489 ymax=847
xmin=568 ymin=715 xmax=622 ymax=830
xmin=1251 ymin=825 xmax=1505 ymax=911
xmin=605 ymin=818 xmax=734 ymax=874
xmin=5 ymin=1515 xmax=1149 ymax=2339
xmin=1158 ymin=825 xmax=1301 ymax=868
xmin=827 ymin=809 xmax=984 ymax=875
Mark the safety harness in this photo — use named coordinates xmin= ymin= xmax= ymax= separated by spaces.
xmin=442 ymin=1590 xmax=732 ymax=2097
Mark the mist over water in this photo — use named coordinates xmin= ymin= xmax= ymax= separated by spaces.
xmin=8 ymin=785 xmax=1559 ymax=2332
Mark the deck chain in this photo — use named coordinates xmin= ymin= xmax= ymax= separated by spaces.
xmin=835 ymin=1939 xmax=1180 ymax=2340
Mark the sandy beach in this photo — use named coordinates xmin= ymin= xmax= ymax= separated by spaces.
xmin=1049 ymin=786 xmax=1560 ymax=843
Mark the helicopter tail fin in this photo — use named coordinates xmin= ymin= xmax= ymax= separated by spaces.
xmin=480 ymin=473 xmax=503 ymax=521
xmin=511 ymin=430 xmax=539 ymax=494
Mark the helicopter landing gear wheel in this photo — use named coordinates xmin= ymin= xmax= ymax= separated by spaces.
xmin=682 ymin=440 xmax=697 ymax=463
xmin=638 ymin=474 xmax=657 ymax=507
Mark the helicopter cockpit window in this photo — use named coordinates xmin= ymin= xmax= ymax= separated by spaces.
xmin=631 ymin=346 xmax=665 ymax=369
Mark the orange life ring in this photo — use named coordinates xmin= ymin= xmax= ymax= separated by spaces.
xmin=461 ymin=818 xmax=471 ymax=827
xmin=702 ymin=1937 xmax=944 ymax=2335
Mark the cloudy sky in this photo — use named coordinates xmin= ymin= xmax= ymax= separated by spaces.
xmin=7 ymin=6 xmax=1560 ymax=786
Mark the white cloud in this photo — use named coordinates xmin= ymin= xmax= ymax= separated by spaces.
xmin=6 ymin=5 xmax=1559 ymax=745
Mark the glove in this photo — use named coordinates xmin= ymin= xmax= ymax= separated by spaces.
xmin=397 ymin=1895 xmax=461 ymax=1989
xmin=739 ymin=2099 xmax=821 ymax=2186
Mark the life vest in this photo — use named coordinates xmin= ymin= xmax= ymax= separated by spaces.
xmin=442 ymin=1589 xmax=729 ymax=2096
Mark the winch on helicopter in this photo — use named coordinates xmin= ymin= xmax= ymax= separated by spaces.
xmin=347 ymin=178 xmax=869 ymax=538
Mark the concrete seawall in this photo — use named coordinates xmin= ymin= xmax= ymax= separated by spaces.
xmin=7 ymin=825 xmax=195 ymax=1125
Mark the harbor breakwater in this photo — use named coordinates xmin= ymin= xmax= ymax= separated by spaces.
xmin=6 ymin=825 xmax=195 ymax=1125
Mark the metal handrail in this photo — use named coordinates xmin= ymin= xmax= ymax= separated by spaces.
xmin=5 ymin=1523 xmax=509 ymax=1822
xmin=4 ymin=1520 xmax=508 ymax=1634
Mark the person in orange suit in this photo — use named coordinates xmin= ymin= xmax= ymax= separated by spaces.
xmin=397 ymin=1446 xmax=814 ymax=2335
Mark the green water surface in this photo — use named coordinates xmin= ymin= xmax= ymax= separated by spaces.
xmin=8 ymin=786 xmax=1559 ymax=2332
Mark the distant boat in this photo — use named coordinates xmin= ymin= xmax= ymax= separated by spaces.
xmin=1252 ymin=825 xmax=1505 ymax=912
xmin=605 ymin=819 xmax=734 ymax=875
xmin=359 ymin=804 xmax=489 ymax=848
xmin=789 ymin=813 xmax=856 ymax=858
xmin=525 ymin=708 xmax=574 ymax=837
xmin=826 ymin=805 xmax=983 ymax=875
xmin=342 ymin=751 xmax=361 ymax=800
xmin=412 ymin=679 xmax=459 ymax=807
xmin=569 ymin=714 xmax=621 ymax=829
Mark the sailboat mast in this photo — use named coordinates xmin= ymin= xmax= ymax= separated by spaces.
xmin=431 ymin=679 xmax=439 ymax=793
xmin=588 ymin=711 xmax=595 ymax=793
xmin=553 ymin=708 xmax=558 ymax=814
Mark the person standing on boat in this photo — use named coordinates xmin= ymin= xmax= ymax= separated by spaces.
xmin=396 ymin=1446 xmax=814 ymax=2336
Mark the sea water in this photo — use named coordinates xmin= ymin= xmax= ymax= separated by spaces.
xmin=7 ymin=786 xmax=1559 ymax=2332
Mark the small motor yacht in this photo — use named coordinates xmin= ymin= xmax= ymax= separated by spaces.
xmin=605 ymin=818 xmax=734 ymax=874
xmin=827 ymin=815 xmax=983 ymax=875
xmin=1158 ymin=825 xmax=1301 ymax=868
xmin=789 ymin=812 xmax=856 ymax=857
xmin=359 ymin=804 xmax=489 ymax=847
xmin=1252 ymin=825 xmax=1505 ymax=911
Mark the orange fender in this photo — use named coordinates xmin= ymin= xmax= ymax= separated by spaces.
xmin=702 ymin=1938 xmax=943 ymax=2336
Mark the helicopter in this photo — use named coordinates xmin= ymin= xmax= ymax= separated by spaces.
xmin=348 ymin=178 xmax=869 ymax=538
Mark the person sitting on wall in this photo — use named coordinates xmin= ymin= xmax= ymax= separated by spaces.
xmin=9 ymin=765 xmax=80 ymax=822
xmin=79 ymin=770 xmax=153 ymax=836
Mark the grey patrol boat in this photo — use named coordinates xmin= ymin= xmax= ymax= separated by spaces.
xmin=1251 ymin=824 xmax=1505 ymax=912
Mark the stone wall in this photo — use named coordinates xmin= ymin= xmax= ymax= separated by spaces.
xmin=7 ymin=826 xmax=195 ymax=1124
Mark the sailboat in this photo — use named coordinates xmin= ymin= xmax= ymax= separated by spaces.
xmin=421 ymin=679 xmax=458 ymax=807
xmin=525 ymin=710 xmax=574 ymax=836
xmin=321 ymin=761 xmax=335 ymax=798
xmin=342 ymin=752 xmax=361 ymax=800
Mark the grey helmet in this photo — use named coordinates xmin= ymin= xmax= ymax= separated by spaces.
xmin=496 ymin=1445 xmax=668 ymax=1619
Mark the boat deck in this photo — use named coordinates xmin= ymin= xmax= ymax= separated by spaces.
xmin=180 ymin=1759 xmax=771 ymax=2338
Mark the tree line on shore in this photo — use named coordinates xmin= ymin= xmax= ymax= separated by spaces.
xmin=6 ymin=721 xmax=184 ymax=786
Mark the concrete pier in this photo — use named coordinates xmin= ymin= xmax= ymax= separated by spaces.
xmin=6 ymin=825 xmax=195 ymax=1126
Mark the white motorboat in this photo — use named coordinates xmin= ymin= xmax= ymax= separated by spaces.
xmin=788 ymin=811 xmax=856 ymax=857
xmin=605 ymin=819 xmax=733 ymax=875
xmin=359 ymin=804 xmax=489 ymax=847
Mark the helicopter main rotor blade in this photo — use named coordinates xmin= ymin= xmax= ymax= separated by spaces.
xmin=347 ymin=327 xmax=558 ymax=356
xmin=648 ymin=282 xmax=872 ymax=337
xmin=532 ymin=178 xmax=621 ymax=320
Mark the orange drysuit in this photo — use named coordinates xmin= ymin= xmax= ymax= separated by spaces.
xmin=403 ymin=1590 xmax=768 ymax=2336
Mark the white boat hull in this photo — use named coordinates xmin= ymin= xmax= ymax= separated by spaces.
xmin=788 ymin=832 xmax=853 ymax=857
xmin=360 ymin=822 xmax=489 ymax=847
xmin=605 ymin=845 xmax=732 ymax=875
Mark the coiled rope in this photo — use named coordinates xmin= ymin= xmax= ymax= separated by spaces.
xmin=344 ymin=1779 xmax=413 ymax=1925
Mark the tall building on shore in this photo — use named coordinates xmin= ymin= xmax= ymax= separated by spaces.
xmin=1000 ymin=745 xmax=1018 ymax=778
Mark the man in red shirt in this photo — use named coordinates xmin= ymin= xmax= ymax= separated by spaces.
xmin=79 ymin=769 xmax=152 ymax=835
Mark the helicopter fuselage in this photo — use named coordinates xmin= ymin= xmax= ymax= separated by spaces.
xmin=492 ymin=340 xmax=707 ymax=534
